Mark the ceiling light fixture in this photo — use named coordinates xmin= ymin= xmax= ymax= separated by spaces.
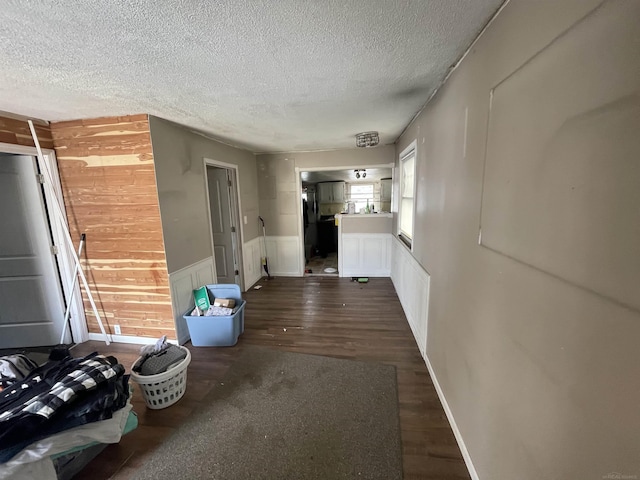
xmin=355 ymin=131 xmax=379 ymax=148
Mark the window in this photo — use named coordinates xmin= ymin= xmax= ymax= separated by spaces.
xmin=399 ymin=142 xmax=416 ymax=246
xmin=348 ymin=183 xmax=374 ymax=212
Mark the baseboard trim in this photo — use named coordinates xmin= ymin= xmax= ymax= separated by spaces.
xmin=244 ymin=274 xmax=263 ymax=289
xmin=88 ymin=333 xmax=178 ymax=345
xmin=424 ymin=354 xmax=480 ymax=480
xmin=266 ymin=272 xmax=300 ymax=277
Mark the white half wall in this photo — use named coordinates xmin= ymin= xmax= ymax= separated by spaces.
xmin=339 ymin=233 xmax=392 ymax=278
xmin=243 ymin=236 xmax=263 ymax=289
xmin=87 ymin=333 xmax=178 ymax=346
xmin=168 ymin=257 xmax=216 ymax=345
xmin=264 ymin=236 xmax=302 ymax=277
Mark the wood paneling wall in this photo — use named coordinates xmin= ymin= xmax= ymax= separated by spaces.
xmin=0 ymin=114 xmax=54 ymax=149
xmin=51 ymin=115 xmax=175 ymax=339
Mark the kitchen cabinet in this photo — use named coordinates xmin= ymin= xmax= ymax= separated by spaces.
xmin=332 ymin=182 xmax=345 ymax=202
xmin=317 ymin=182 xmax=345 ymax=203
xmin=317 ymin=183 xmax=330 ymax=203
xmin=381 ymin=179 xmax=392 ymax=202
xmin=317 ymin=183 xmax=331 ymax=203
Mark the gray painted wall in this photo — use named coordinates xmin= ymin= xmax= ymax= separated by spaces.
xmin=340 ymin=215 xmax=392 ymax=234
xmin=394 ymin=0 xmax=640 ymax=478
xmin=149 ymin=116 xmax=259 ymax=274
xmin=256 ymin=146 xmax=395 ymax=236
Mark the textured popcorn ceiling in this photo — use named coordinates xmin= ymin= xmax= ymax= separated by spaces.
xmin=0 ymin=0 xmax=502 ymax=153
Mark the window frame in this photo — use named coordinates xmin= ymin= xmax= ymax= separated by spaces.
xmin=398 ymin=140 xmax=417 ymax=249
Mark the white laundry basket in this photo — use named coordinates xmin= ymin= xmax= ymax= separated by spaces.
xmin=130 ymin=346 xmax=191 ymax=409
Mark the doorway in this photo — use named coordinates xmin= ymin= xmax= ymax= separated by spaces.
xmin=301 ymin=182 xmax=339 ymax=276
xmin=205 ymin=162 xmax=244 ymax=288
xmin=0 ymin=153 xmax=67 ymax=348
xmin=296 ymin=165 xmax=395 ymax=277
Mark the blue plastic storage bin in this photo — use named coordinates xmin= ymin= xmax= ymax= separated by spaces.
xmin=183 ymin=284 xmax=245 ymax=347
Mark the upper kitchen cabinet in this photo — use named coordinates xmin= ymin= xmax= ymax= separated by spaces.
xmin=380 ymin=179 xmax=392 ymax=202
xmin=318 ymin=181 xmax=345 ymax=204
xmin=317 ymin=182 xmax=331 ymax=203
xmin=332 ymin=182 xmax=345 ymax=203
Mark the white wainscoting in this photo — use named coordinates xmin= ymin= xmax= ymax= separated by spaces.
xmin=339 ymin=233 xmax=392 ymax=278
xmin=168 ymin=257 xmax=216 ymax=345
xmin=264 ymin=236 xmax=302 ymax=277
xmin=390 ymin=237 xmax=429 ymax=357
xmin=88 ymin=333 xmax=178 ymax=345
xmin=243 ymin=236 xmax=263 ymax=289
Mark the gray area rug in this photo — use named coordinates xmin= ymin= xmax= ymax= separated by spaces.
xmin=134 ymin=346 xmax=403 ymax=479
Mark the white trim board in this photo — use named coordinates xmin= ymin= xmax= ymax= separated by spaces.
xmin=424 ymin=354 xmax=480 ymax=480
xmin=87 ymin=333 xmax=179 ymax=346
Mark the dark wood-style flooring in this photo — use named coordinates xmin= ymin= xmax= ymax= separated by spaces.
xmin=72 ymin=277 xmax=470 ymax=479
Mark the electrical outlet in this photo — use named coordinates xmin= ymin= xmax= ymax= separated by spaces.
xmin=114 ymin=325 xmax=121 ymax=335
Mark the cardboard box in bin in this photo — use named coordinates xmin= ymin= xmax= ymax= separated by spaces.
xmin=183 ymin=284 xmax=245 ymax=347
xmin=213 ymin=298 xmax=235 ymax=308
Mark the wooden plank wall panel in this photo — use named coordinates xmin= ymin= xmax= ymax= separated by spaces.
xmin=0 ymin=114 xmax=54 ymax=149
xmin=50 ymin=115 xmax=175 ymax=339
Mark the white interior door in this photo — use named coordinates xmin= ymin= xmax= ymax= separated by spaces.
xmin=0 ymin=153 xmax=66 ymax=348
xmin=207 ymin=166 xmax=236 ymax=284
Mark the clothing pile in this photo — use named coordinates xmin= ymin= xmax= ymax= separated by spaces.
xmin=0 ymin=349 xmax=133 ymax=479
xmin=0 ymin=354 xmax=38 ymax=392
xmin=132 ymin=336 xmax=187 ymax=376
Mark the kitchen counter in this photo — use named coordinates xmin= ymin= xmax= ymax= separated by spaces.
xmin=335 ymin=213 xmax=393 ymax=218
